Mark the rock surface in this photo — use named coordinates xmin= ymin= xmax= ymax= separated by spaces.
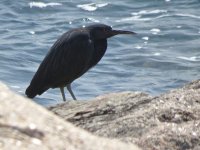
xmin=0 ymin=82 xmax=140 ymax=150
xmin=50 ymin=80 xmax=200 ymax=150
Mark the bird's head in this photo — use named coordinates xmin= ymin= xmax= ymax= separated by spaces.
xmin=86 ymin=24 xmax=136 ymax=40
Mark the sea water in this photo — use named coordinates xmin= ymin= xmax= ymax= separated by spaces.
xmin=0 ymin=0 xmax=200 ymax=106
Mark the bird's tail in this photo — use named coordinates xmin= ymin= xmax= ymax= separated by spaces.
xmin=25 ymin=83 xmax=48 ymax=98
xmin=25 ymin=85 xmax=38 ymax=98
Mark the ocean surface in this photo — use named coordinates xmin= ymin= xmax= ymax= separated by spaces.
xmin=0 ymin=0 xmax=200 ymax=106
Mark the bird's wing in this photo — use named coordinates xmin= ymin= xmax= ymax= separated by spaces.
xmin=29 ymin=29 xmax=94 ymax=93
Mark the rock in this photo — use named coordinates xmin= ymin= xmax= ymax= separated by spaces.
xmin=0 ymin=82 xmax=140 ymax=150
xmin=49 ymin=80 xmax=200 ymax=150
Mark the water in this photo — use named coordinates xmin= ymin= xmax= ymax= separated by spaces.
xmin=0 ymin=0 xmax=200 ymax=106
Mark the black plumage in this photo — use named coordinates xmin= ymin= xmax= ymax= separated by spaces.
xmin=26 ymin=24 xmax=135 ymax=101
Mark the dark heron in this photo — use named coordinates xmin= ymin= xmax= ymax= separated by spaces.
xmin=26 ymin=24 xmax=135 ymax=101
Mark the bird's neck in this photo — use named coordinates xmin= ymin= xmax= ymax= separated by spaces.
xmin=94 ymin=39 xmax=107 ymax=52
xmin=90 ymin=39 xmax=107 ymax=67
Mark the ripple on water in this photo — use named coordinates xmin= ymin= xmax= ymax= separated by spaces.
xmin=142 ymin=36 xmax=149 ymax=40
xmin=116 ymin=9 xmax=168 ymax=22
xmin=177 ymin=56 xmax=200 ymax=62
xmin=0 ymin=1 xmax=200 ymax=106
xmin=77 ymin=3 xmax=108 ymax=11
xmin=150 ymin=28 xmax=161 ymax=35
xmin=131 ymin=9 xmax=168 ymax=16
xmin=29 ymin=2 xmax=62 ymax=8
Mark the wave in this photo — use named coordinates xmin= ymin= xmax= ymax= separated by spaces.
xmin=116 ymin=16 xmax=151 ymax=22
xmin=77 ymin=3 xmax=108 ymax=11
xmin=150 ymin=28 xmax=161 ymax=34
xmin=175 ymin=13 xmax=200 ymax=19
xmin=177 ymin=56 xmax=200 ymax=62
xmin=29 ymin=2 xmax=62 ymax=8
xmin=155 ymin=13 xmax=200 ymax=20
xmin=142 ymin=37 xmax=149 ymax=40
xmin=131 ymin=9 xmax=167 ymax=16
xmin=116 ymin=9 xmax=167 ymax=22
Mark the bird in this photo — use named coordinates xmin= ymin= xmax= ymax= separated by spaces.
xmin=25 ymin=24 xmax=136 ymax=101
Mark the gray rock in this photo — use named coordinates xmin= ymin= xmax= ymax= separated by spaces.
xmin=50 ymin=80 xmax=200 ymax=150
xmin=0 ymin=82 xmax=140 ymax=150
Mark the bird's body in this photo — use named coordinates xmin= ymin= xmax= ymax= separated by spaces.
xmin=26 ymin=24 xmax=135 ymax=101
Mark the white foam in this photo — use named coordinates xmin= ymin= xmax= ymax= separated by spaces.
xmin=154 ymin=14 xmax=171 ymax=20
xmin=116 ymin=10 xmax=168 ymax=22
xmin=176 ymin=26 xmax=182 ymax=28
xmin=116 ymin=16 xmax=151 ymax=22
xmin=135 ymin=46 xmax=142 ymax=49
xmin=96 ymin=3 xmax=108 ymax=7
xmin=142 ymin=37 xmax=149 ymax=40
xmin=165 ymin=0 xmax=171 ymax=2
xmin=29 ymin=31 xmax=35 ymax=34
xmin=131 ymin=9 xmax=167 ymax=16
xmin=150 ymin=28 xmax=161 ymax=34
xmin=150 ymin=28 xmax=161 ymax=32
xmin=176 ymin=13 xmax=200 ymax=19
xmin=29 ymin=2 xmax=62 ymax=8
xmin=88 ymin=17 xmax=100 ymax=23
xmin=154 ymin=53 xmax=161 ymax=56
xmin=77 ymin=3 xmax=108 ymax=11
xmin=177 ymin=56 xmax=199 ymax=61
xmin=77 ymin=3 xmax=96 ymax=11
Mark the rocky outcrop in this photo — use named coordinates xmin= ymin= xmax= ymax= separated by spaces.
xmin=1 ymin=80 xmax=200 ymax=150
xmin=50 ymin=80 xmax=200 ymax=150
xmin=0 ymin=82 xmax=140 ymax=150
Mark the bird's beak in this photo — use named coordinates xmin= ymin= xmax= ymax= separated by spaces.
xmin=111 ymin=30 xmax=136 ymax=36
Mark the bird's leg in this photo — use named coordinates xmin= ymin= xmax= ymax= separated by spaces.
xmin=60 ymin=87 xmax=66 ymax=101
xmin=66 ymin=84 xmax=77 ymax=100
